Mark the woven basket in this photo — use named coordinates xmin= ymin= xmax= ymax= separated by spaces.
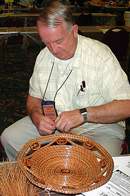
xmin=17 ymin=133 xmax=114 ymax=194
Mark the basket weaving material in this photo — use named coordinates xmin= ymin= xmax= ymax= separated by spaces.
xmin=17 ymin=133 xmax=114 ymax=194
xmin=0 ymin=162 xmax=39 ymax=196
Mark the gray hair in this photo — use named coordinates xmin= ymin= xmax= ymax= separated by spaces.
xmin=37 ymin=0 xmax=75 ymax=31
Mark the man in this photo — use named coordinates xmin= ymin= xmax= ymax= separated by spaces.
xmin=1 ymin=0 xmax=130 ymax=160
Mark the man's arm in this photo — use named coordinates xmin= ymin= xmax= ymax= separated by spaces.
xmin=87 ymin=100 xmax=130 ymax=123
xmin=26 ymin=95 xmax=56 ymax=134
xmin=55 ymin=100 xmax=130 ymax=132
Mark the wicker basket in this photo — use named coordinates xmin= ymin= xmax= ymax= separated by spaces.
xmin=17 ymin=133 xmax=114 ymax=194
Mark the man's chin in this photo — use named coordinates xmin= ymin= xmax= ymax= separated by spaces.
xmin=53 ymin=53 xmax=72 ymax=60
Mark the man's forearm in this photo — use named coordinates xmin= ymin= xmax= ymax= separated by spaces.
xmin=26 ymin=95 xmax=43 ymax=117
xmin=87 ymin=100 xmax=130 ymax=124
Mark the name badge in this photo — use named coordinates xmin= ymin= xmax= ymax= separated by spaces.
xmin=41 ymin=100 xmax=57 ymax=121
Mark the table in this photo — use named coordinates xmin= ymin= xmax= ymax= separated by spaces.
xmin=0 ymin=26 xmax=41 ymax=49
xmin=0 ymin=12 xmax=38 ymax=27
xmin=88 ymin=1 xmax=130 ymax=13
xmin=0 ymin=11 xmax=117 ymax=27
xmin=79 ymin=25 xmax=130 ymax=33
xmin=0 ymin=25 xmax=130 ymax=35
xmin=0 ymin=12 xmax=39 ymax=48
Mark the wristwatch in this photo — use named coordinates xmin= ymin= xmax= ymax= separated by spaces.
xmin=79 ymin=108 xmax=88 ymax=122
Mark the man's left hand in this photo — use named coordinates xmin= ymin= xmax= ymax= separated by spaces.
xmin=55 ymin=109 xmax=83 ymax=132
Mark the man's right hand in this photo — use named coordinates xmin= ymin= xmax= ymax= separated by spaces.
xmin=26 ymin=95 xmax=56 ymax=135
xmin=31 ymin=110 xmax=56 ymax=135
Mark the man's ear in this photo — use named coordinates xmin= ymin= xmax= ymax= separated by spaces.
xmin=73 ymin=24 xmax=78 ymax=37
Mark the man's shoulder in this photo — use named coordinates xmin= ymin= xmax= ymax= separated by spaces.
xmin=78 ymin=34 xmax=111 ymax=59
xmin=37 ymin=47 xmax=49 ymax=58
xmin=79 ymin=34 xmax=107 ymax=49
xmin=36 ymin=47 xmax=52 ymax=63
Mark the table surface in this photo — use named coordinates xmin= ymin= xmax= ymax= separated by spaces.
xmin=0 ymin=12 xmax=117 ymax=18
xmin=0 ymin=12 xmax=39 ymax=18
xmin=0 ymin=26 xmax=37 ymax=34
xmin=0 ymin=25 xmax=130 ymax=34
xmin=89 ymin=1 xmax=130 ymax=9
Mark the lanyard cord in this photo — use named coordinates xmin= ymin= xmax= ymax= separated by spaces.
xmin=42 ymin=61 xmax=72 ymax=101
xmin=53 ymin=69 xmax=72 ymax=102
xmin=42 ymin=62 xmax=55 ymax=100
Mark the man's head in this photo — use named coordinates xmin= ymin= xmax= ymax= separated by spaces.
xmin=37 ymin=0 xmax=78 ymax=60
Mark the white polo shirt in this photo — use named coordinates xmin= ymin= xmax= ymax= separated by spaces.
xmin=29 ymin=35 xmax=130 ymax=139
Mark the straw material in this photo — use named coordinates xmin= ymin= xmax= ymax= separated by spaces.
xmin=0 ymin=162 xmax=39 ymax=196
xmin=17 ymin=133 xmax=114 ymax=194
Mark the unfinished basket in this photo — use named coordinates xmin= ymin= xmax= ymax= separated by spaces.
xmin=17 ymin=133 xmax=114 ymax=194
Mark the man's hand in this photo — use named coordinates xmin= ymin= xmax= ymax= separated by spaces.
xmin=27 ymin=95 xmax=56 ymax=135
xmin=55 ymin=109 xmax=83 ymax=133
xmin=31 ymin=110 xmax=56 ymax=135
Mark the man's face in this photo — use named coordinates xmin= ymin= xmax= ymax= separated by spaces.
xmin=37 ymin=21 xmax=78 ymax=60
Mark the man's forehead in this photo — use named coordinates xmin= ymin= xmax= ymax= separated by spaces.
xmin=37 ymin=21 xmax=68 ymax=36
xmin=38 ymin=27 xmax=68 ymax=44
xmin=37 ymin=19 xmax=67 ymax=29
